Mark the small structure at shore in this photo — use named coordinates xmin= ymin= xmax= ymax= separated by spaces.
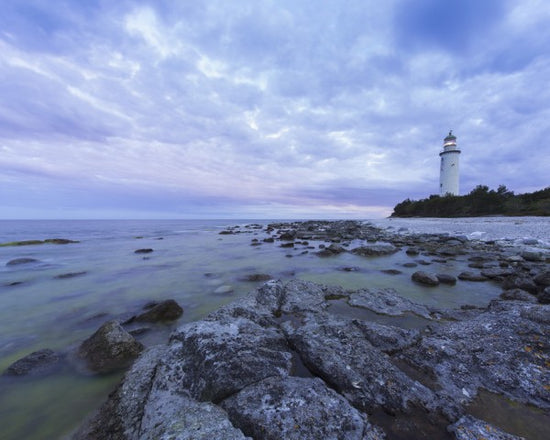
xmin=439 ymin=130 xmax=461 ymax=196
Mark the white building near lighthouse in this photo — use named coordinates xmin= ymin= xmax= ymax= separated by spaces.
xmin=439 ymin=131 xmax=461 ymax=196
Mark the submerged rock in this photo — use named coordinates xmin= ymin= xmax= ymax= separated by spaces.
xmin=6 ymin=257 xmax=39 ymax=266
xmin=134 ymin=248 xmax=153 ymax=254
xmin=78 ymin=321 xmax=144 ymax=374
xmin=412 ymin=271 xmax=440 ymax=286
xmin=458 ymin=271 xmax=489 ymax=282
xmin=351 ymin=243 xmax=398 ymax=257
xmin=133 ymin=299 xmax=183 ymax=322
xmin=3 ymin=348 xmax=60 ymax=376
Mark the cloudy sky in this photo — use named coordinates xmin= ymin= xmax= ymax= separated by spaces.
xmin=1 ymin=0 xmax=549 ymax=219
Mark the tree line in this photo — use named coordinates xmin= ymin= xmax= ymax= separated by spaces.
xmin=391 ymin=185 xmax=550 ymax=217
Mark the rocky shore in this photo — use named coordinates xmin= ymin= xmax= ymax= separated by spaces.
xmin=61 ymin=221 xmax=549 ymax=439
xmin=5 ymin=221 xmax=548 ymax=439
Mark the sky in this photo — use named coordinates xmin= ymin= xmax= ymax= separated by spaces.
xmin=1 ymin=0 xmax=549 ymax=219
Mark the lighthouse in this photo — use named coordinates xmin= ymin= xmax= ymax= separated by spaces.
xmin=439 ymin=130 xmax=460 ymax=196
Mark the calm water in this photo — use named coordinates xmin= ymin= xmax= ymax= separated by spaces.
xmin=0 ymin=218 xmax=543 ymax=439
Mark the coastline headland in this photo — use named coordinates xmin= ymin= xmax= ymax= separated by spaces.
xmin=62 ymin=220 xmax=550 ymax=440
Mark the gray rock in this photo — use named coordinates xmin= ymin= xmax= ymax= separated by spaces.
xmin=447 ymin=415 xmax=524 ymax=440
xmin=282 ymin=312 xmax=453 ymax=419
xmin=351 ymin=243 xmax=398 ymax=257
xmin=134 ymin=248 xmax=153 ymax=254
xmin=458 ymin=271 xmax=488 ymax=282
xmin=502 ymin=275 xmax=538 ymax=294
xmin=480 ymin=267 xmax=515 ymax=279
xmin=140 ymin=389 xmax=249 ymax=440
xmin=412 ymin=271 xmax=440 ymax=286
xmin=499 ymin=289 xmax=537 ymax=303
xmin=162 ymin=310 xmax=292 ymax=402
xmin=133 ymin=299 xmax=183 ymax=322
xmin=534 ymin=270 xmax=550 ymax=287
xmin=538 ymin=286 xmax=550 ymax=304
xmin=349 ymin=287 xmax=433 ymax=319
xmin=436 ymin=273 xmax=457 ymax=285
xmin=240 ymin=273 xmax=273 ymax=282
xmin=3 ymin=348 xmax=60 ymax=376
xmin=78 ymin=321 xmax=144 ymax=374
xmin=352 ymin=319 xmax=421 ymax=353
xmin=520 ymin=250 xmax=544 ymax=262
xmin=6 ymin=257 xmax=39 ymax=266
xmin=221 ymin=376 xmax=384 ymax=440
xmin=398 ymin=303 xmax=550 ymax=410
xmin=214 ymin=285 xmax=234 ymax=295
xmin=72 ymin=346 xmax=172 ymax=440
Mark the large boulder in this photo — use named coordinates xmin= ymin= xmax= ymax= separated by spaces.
xmin=397 ymin=301 xmax=550 ymax=410
xmin=221 ymin=376 xmax=384 ymax=440
xmin=78 ymin=321 xmax=144 ymax=374
xmin=281 ymin=312 xmax=452 ymax=420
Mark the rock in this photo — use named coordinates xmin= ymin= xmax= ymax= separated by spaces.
xmin=279 ymin=231 xmax=296 ymax=241
xmin=499 ymin=289 xmax=537 ymax=303
xmin=534 ymin=271 xmax=550 ymax=287
xmin=412 ymin=271 xmax=440 ymax=286
xmin=214 ymin=285 xmax=234 ymax=295
xmin=538 ymin=286 xmax=550 ymax=304
xmin=54 ymin=271 xmax=87 ymax=279
xmin=352 ymin=319 xmax=421 ymax=353
xmin=219 ymin=230 xmax=234 ymax=235
xmin=44 ymin=238 xmax=79 ymax=244
xmin=521 ymin=250 xmax=544 ymax=262
xmin=78 ymin=321 xmax=144 ymax=374
xmin=3 ymin=349 xmax=60 ymax=376
xmin=458 ymin=271 xmax=489 ymax=282
xmin=397 ymin=302 xmax=550 ymax=411
xmin=282 ymin=312 xmax=452 ymax=419
xmin=263 ymin=237 xmax=274 ymax=243
xmin=221 ymin=376 xmax=383 ymax=440
xmin=280 ymin=242 xmax=294 ymax=248
xmin=436 ymin=273 xmax=457 ymax=285
xmin=71 ymin=278 xmax=549 ymax=440
xmin=381 ymin=269 xmax=402 ymax=275
xmin=448 ymin=415 xmax=524 ymax=440
xmin=348 ymin=287 xmax=432 ymax=319
xmin=501 ymin=275 xmax=538 ymax=294
xmin=134 ymin=299 xmax=183 ymax=322
xmin=134 ymin=248 xmax=153 ymax=254
xmin=351 ymin=243 xmax=398 ymax=257
xmin=162 ymin=311 xmax=293 ymax=403
xmin=240 ymin=273 xmax=273 ymax=282
xmin=6 ymin=257 xmax=39 ymax=266
xmin=480 ymin=267 xmax=515 ymax=279
xmin=406 ymin=248 xmax=419 ymax=256
xmin=403 ymin=262 xmax=418 ymax=268
xmin=522 ymin=238 xmax=539 ymax=246
xmin=339 ymin=266 xmax=361 ymax=272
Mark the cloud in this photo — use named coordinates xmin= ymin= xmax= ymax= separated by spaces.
xmin=0 ymin=0 xmax=548 ymax=219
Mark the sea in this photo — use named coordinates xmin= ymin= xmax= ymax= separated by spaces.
xmin=0 ymin=217 xmax=548 ymax=439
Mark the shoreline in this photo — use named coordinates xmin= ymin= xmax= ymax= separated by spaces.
xmin=63 ymin=220 xmax=549 ymax=440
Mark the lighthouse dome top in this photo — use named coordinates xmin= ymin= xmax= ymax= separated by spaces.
xmin=444 ymin=130 xmax=456 ymax=141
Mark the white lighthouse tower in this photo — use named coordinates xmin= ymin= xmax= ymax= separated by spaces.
xmin=439 ymin=130 xmax=460 ymax=196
